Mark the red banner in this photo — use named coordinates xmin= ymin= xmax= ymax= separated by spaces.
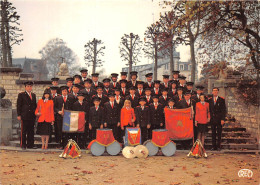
xmin=164 ymin=108 xmax=193 ymax=140
xmin=151 ymin=129 xmax=171 ymax=147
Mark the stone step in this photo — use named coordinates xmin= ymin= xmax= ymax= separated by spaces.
xmin=204 ymin=143 xmax=259 ymax=150
xmin=204 ymin=137 xmax=257 ymax=144
xmin=206 ymin=131 xmax=250 ymax=137
xmin=9 ymin=140 xmax=61 ymax=149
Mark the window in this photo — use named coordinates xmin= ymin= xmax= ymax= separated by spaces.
xmin=179 ymin=64 xmax=184 ymax=71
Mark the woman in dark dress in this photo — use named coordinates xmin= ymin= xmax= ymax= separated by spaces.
xmin=35 ymin=91 xmax=55 ymax=149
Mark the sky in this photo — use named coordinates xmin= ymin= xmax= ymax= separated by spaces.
xmin=11 ymin=0 xmax=190 ymax=75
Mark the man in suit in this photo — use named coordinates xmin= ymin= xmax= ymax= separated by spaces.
xmin=80 ymin=68 xmax=88 ymax=82
xmin=45 ymin=77 xmax=61 ymax=95
xmin=127 ymin=71 xmax=138 ymax=89
xmin=80 ymin=78 xmax=96 ymax=103
xmin=209 ymin=87 xmax=226 ymax=151
xmin=17 ymin=81 xmax=37 ymax=149
xmin=149 ymin=96 xmax=164 ymax=139
xmin=66 ymin=77 xmax=74 ymax=94
xmin=67 ymin=84 xmax=81 ymax=110
xmin=54 ymin=86 xmax=71 ymax=148
xmin=91 ymin=73 xmax=103 ymax=89
xmin=159 ymin=88 xmax=170 ymax=108
xmin=152 ymin=80 xmax=162 ymax=97
xmin=174 ymin=87 xmax=184 ymax=103
xmin=168 ymin=81 xmax=178 ymax=98
xmin=178 ymin=75 xmax=187 ymax=93
xmin=144 ymin=88 xmax=153 ymax=105
xmin=186 ymin=82 xmax=196 ymax=96
xmin=161 ymin=75 xmax=170 ymax=89
xmin=144 ymin=73 xmax=154 ymax=89
xmin=120 ymin=72 xmax=127 ymax=81
xmin=110 ymin=73 xmax=120 ymax=90
xmin=192 ymin=85 xmax=207 ymax=103
xmin=91 ymin=86 xmax=109 ymax=107
xmin=135 ymin=97 xmax=150 ymax=143
xmin=135 ymin=81 xmax=145 ymax=98
xmin=103 ymin=78 xmax=114 ymax=96
xmin=114 ymin=88 xmax=125 ymax=110
xmin=73 ymin=75 xmax=84 ymax=90
xmin=125 ymin=87 xmax=139 ymax=108
xmin=120 ymin=79 xmax=129 ymax=98
xmin=104 ymin=93 xmax=120 ymax=140
xmin=88 ymin=97 xmax=104 ymax=140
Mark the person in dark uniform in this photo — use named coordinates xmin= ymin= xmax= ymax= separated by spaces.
xmin=159 ymin=88 xmax=170 ymax=108
xmin=103 ymin=78 xmax=114 ymax=96
xmin=50 ymin=86 xmax=60 ymax=144
xmin=168 ymin=81 xmax=178 ymax=98
xmin=173 ymin=87 xmax=184 ymax=103
xmin=91 ymin=73 xmax=103 ymax=89
xmin=17 ymin=81 xmax=37 ymax=149
xmin=178 ymin=75 xmax=187 ymax=93
xmin=88 ymin=97 xmax=104 ymax=140
xmin=161 ymin=75 xmax=170 ymax=89
xmin=66 ymin=77 xmax=74 ymax=94
xmin=120 ymin=79 xmax=129 ymax=98
xmin=209 ymin=87 xmax=226 ymax=151
xmin=114 ymin=88 xmax=125 ymax=110
xmin=149 ymin=95 xmax=164 ymax=139
xmin=80 ymin=78 xmax=96 ymax=103
xmin=91 ymin=86 xmax=109 ymax=107
xmin=120 ymin=72 xmax=128 ymax=81
xmin=152 ymin=80 xmax=162 ymax=97
xmin=45 ymin=78 xmax=61 ymax=95
xmin=72 ymin=92 xmax=90 ymax=148
xmin=144 ymin=88 xmax=153 ymax=105
xmin=73 ymin=75 xmax=84 ymax=90
xmin=110 ymin=73 xmax=120 ymax=90
xmin=104 ymin=93 xmax=120 ymax=140
xmin=135 ymin=97 xmax=150 ymax=143
xmin=125 ymin=87 xmax=139 ymax=108
xmin=127 ymin=71 xmax=138 ymax=88
xmin=186 ymin=82 xmax=196 ymax=96
xmin=135 ymin=81 xmax=145 ymax=97
xmin=167 ymin=98 xmax=176 ymax=109
xmin=144 ymin=73 xmax=154 ymax=89
xmin=54 ymin=86 xmax=71 ymax=148
xmin=67 ymin=84 xmax=81 ymax=110
xmin=80 ymin=68 xmax=88 ymax=82
xmin=50 ymin=86 xmax=59 ymax=100
xmin=192 ymin=85 xmax=207 ymax=103
xmin=172 ymin=70 xmax=180 ymax=85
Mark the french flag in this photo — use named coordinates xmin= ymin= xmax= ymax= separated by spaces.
xmin=63 ymin=110 xmax=85 ymax=132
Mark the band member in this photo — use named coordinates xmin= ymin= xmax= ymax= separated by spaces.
xmin=114 ymin=88 xmax=125 ymax=109
xmin=17 ymin=81 xmax=37 ymax=149
xmin=176 ymin=91 xmax=196 ymax=110
xmin=73 ymin=75 xmax=84 ymax=90
xmin=103 ymin=78 xmax=114 ymax=96
xmin=174 ymin=87 xmax=184 ymax=103
xmin=144 ymin=73 xmax=153 ymax=89
xmin=192 ymin=85 xmax=207 ymax=103
xmin=168 ymin=81 xmax=177 ymax=98
xmin=178 ymin=75 xmax=187 ymax=92
xmin=195 ymin=94 xmax=210 ymax=147
xmin=80 ymin=68 xmax=88 ymax=82
xmin=50 ymin=86 xmax=59 ymax=100
xmin=35 ymin=90 xmax=54 ymax=150
xmin=127 ymin=71 xmax=138 ymax=88
xmin=120 ymin=100 xmax=136 ymax=142
xmin=67 ymin=84 xmax=81 ymax=110
xmin=135 ymin=97 xmax=150 ymax=143
xmin=120 ymin=79 xmax=129 ymax=98
xmin=45 ymin=77 xmax=61 ymax=94
xmin=66 ymin=77 xmax=74 ymax=94
xmin=167 ymin=98 xmax=176 ymax=109
xmin=152 ymin=80 xmax=162 ymax=97
xmin=172 ymin=70 xmax=180 ymax=85
xmin=144 ymin=88 xmax=153 ymax=104
xmin=110 ymin=73 xmax=120 ymax=90
xmin=104 ymin=93 xmax=120 ymax=140
xmin=80 ymin=78 xmax=96 ymax=103
xmin=149 ymin=95 xmax=164 ymax=139
xmin=92 ymin=86 xmax=109 ymax=107
xmin=186 ymin=82 xmax=196 ymax=95
xmin=126 ymin=87 xmax=139 ymax=108
xmin=54 ymin=86 xmax=71 ymax=148
xmin=72 ymin=92 xmax=90 ymax=148
xmin=209 ymin=87 xmax=226 ymax=151
xmin=88 ymin=97 xmax=104 ymax=140
xmin=120 ymin=72 xmax=127 ymax=81
xmin=91 ymin=73 xmax=103 ymax=89
xmin=161 ymin=75 xmax=170 ymax=88
xmin=135 ymin=81 xmax=145 ymax=97
xmin=159 ymin=88 xmax=170 ymax=108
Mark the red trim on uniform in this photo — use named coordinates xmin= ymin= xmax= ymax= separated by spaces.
xmin=20 ymin=120 xmax=23 ymax=147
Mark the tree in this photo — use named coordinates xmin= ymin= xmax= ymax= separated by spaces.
xmin=84 ymin=38 xmax=105 ymax=74
xmin=143 ymin=23 xmax=162 ymax=80
xmin=119 ymin=33 xmax=142 ymax=80
xmin=39 ymin=38 xmax=79 ymax=78
xmin=0 ymin=0 xmax=23 ymax=67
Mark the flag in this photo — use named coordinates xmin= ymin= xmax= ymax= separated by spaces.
xmin=125 ymin=127 xmax=141 ymax=146
xmin=59 ymin=139 xmax=81 ymax=159
xmin=164 ymin=107 xmax=193 ymax=140
xmin=63 ymin=110 xmax=85 ymax=132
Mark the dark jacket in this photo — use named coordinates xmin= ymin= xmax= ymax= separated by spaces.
xmin=159 ymin=96 xmax=171 ymax=108
xmin=88 ymin=106 xmax=104 ymax=127
xmin=91 ymin=81 xmax=103 ymax=89
xmin=110 ymin=82 xmax=120 ymax=90
xmin=72 ymin=101 xmax=90 ymax=123
xmin=54 ymin=95 xmax=72 ymax=120
xmin=103 ymin=88 xmax=114 ymax=96
xmin=114 ymin=96 xmax=125 ymax=110
xmin=143 ymin=82 xmax=154 ymax=89
xmin=134 ymin=106 xmax=150 ymax=127
xmin=120 ymin=88 xmax=129 ymax=98
xmin=67 ymin=93 xmax=79 ymax=110
xmin=151 ymin=88 xmax=162 ymax=97
xmin=17 ymin=91 xmax=37 ymax=120
xmin=104 ymin=102 xmax=120 ymax=125
xmin=209 ymin=96 xmax=226 ymax=124
xmin=91 ymin=94 xmax=109 ymax=107
xmin=125 ymin=94 xmax=139 ymax=108
xmin=135 ymin=89 xmax=145 ymax=97
xmin=176 ymin=99 xmax=196 ymax=110
xmin=149 ymin=103 xmax=164 ymax=126
xmin=80 ymin=88 xmax=96 ymax=103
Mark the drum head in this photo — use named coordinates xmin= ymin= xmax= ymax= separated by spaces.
xmin=161 ymin=141 xmax=176 ymax=156
xmin=122 ymin=146 xmax=136 ymax=159
xmin=134 ymin=145 xmax=149 ymax=158
xmin=153 ymin=129 xmax=168 ymax=132
xmin=90 ymin=141 xmax=105 ymax=156
xmin=106 ymin=141 xmax=121 ymax=156
xmin=144 ymin=140 xmax=159 ymax=156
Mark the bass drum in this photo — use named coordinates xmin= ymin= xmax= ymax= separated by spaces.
xmin=161 ymin=141 xmax=176 ymax=157
xmin=90 ymin=141 xmax=105 ymax=156
xmin=143 ymin=140 xmax=159 ymax=156
xmin=106 ymin=141 xmax=121 ymax=156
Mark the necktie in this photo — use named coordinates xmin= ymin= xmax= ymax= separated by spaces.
xmin=149 ymin=83 xmax=151 ymax=87
xmin=29 ymin=93 xmax=32 ymax=100
xmin=106 ymin=89 xmax=108 ymax=93
xmin=155 ymin=89 xmax=158 ymax=94
xmin=164 ymin=96 xmax=166 ymax=100
xmin=113 ymin=83 xmax=116 ymax=88
xmin=187 ymin=101 xmax=190 ymax=106
xmin=95 ymin=82 xmax=97 ymax=87
xmin=116 ymin=96 xmax=119 ymax=100
xmin=155 ymin=104 xmax=158 ymax=109
xmin=87 ymin=89 xmax=90 ymax=93
xmin=63 ymin=96 xmax=66 ymax=103
xmin=147 ymin=97 xmax=149 ymax=102
xmin=139 ymin=90 xmax=142 ymax=96
xmin=111 ymin=102 xmax=114 ymax=109
xmin=214 ymin=97 xmax=217 ymax=103
xmin=132 ymin=95 xmax=134 ymax=100
xmin=96 ymin=106 xmax=98 ymax=111
xmin=123 ymin=88 xmax=125 ymax=95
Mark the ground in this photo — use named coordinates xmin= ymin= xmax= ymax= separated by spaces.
xmin=0 ymin=150 xmax=259 ymax=185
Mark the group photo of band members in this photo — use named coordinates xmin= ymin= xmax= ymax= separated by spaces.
xmin=17 ymin=69 xmax=226 ymax=151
